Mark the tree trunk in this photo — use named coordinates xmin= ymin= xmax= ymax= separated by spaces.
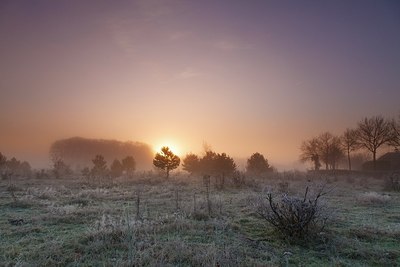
xmin=166 ymin=168 xmax=170 ymax=179
xmin=373 ymin=150 xmax=376 ymax=171
xmin=347 ymin=149 xmax=352 ymax=171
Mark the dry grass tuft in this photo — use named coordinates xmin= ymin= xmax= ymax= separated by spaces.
xmin=357 ymin=191 xmax=391 ymax=205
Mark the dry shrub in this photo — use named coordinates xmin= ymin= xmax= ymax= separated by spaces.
xmin=255 ymin=185 xmax=330 ymax=240
xmin=384 ymin=171 xmax=400 ymax=191
xmin=231 ymin=171 xmax=246 ymax=187
xmin=357 ymin=192 xmax=391 ymax=205
xmin=277 ymin=181 xmax=289 ymax=193
xmin=346 ymin=175 xmax=356 ymax=184
xmin=76 ymin=188 xmax=109 ymax=199
xmin=7 ymin=184 xmax=19 ymax=202
xmin=27 ymin=186 xmax=61 ymax=200
xmin=47 ymin=204 xmax=80 ymax=215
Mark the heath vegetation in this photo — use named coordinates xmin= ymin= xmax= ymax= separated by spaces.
xmin=1 ymin=114 xmax=400 ymax=266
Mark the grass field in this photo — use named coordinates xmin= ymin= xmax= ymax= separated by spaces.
xmin=1 ymin=172 xmax=399 ymax=266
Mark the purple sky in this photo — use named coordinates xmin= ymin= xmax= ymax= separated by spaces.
xmin=1 ymin=0 xmax=399 ymax=169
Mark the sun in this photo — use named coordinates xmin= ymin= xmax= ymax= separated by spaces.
xmin=154 ymin=141 xmax=181 ymax=155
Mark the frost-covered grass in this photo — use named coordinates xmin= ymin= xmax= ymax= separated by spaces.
xmin=0 ymin=173 xmax=399 ymax=266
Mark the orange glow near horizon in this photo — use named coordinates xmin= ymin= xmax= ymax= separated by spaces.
xmin=153 ymin=140 xmax=182 ymax=156
xmin=1 ymin=1 xmax=399 ymax=170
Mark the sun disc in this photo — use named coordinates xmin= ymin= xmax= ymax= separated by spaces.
xmin=154 ymin=141 xmax=181 ymax=155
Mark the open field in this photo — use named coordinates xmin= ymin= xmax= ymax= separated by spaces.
xmin=1 ymin=172 xmax=399 ymax=266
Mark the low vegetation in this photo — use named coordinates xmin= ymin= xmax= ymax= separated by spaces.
xmin=255 ymin=185 xmax=330 ymax=240
xmin=1 ymin=171 xmax=399 ymax=266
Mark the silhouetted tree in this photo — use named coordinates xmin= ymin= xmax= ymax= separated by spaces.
xmin=52 ymin=157 xmax=71 ymax=179
xmin=300 ymin=138 xmax=321 ymax=170
xmin=341 ymin=128 xmax=359 ymax=170
xmin=7 ymin=157 xmax=20 ymax=172
xmin=214 ymin=153 xmax=236 ymax=189
xmin=317 ymin=132 xmax=344 ymax=170
xmin=20 ymin=161 xmax=31 ymax=175
xmin=198 ymin=151 xmax=218 ymax=175
xmin=0 ymin=152 xmax=7 ymax=170
xmin=110 ymin=159 xmax=123 ymax=178
xmin=0 ymin=152 xmax=8 ymax=179
xmin=0 ymin=152 xmax=6 ymax=166
xmin=182 ymin=153 xmax=200 ymax=175
xmin=389 ymin=115 xmax=400 ymax=150
xmin=49 ymin=137 xmax=154 ymax=170
xmin=198 ymin=151 xmax=236 ymax=189
xmin=216 ymin=153 xmax=236 ymax=174
xmin=246 ymin=152 xmax=272 ymax=175
xmin=91 ymin=154 xmax=108 ymax=178
xmin=81 ymin=167 xmax=90 ymax=179
xmin=153 ymin=147 xmax=180 ymax=179
xmin=122 ymin=156 xmax=136 ymax=178
xmin=356 ymin=116 xmax=393 ymax=170
xmin=300 ymin=133 xmax=344 ymax=170
xmin=328 ymin=141 xmax=344 ymax=170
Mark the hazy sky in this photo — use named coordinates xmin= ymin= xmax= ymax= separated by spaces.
xmin=1 ymin=0 xmax=400 ymax=169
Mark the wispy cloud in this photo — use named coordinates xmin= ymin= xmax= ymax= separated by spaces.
xmin=105 ymin=0 xmax=185 ymax=56
xmin=176 ymin=68 xmax=203 ymax=79
xmin=135 ymin=0 xmax=178 ymax=21
xmin=160 ymin=67 xmax=203 ymax=84
xmin=167 ymin=31 xmax=190 ymax=41
xmin=103 ymin=15 xmax=145 ymax=57
xmin=213 ymin=40 xmax=252 ymax=51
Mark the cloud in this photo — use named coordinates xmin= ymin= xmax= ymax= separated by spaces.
xmin=167 ymin=31 xmax=191 ymax=41
xmin=159 ymin=67 xmax=203 ymax=84
xmin=213 ymin=40 xmax=252 ymax=51
xmin=135 ymin=0 xmax=179 ymax=21
xmin=104 ymin=17 xmax=141 ymax=56
xmin=176 ymin=68 xmax=203 ymax=79
xmin=104 ymin=1 xmax=185 ymax=56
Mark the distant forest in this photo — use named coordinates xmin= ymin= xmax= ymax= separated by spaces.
xmin=49 ymin=137 xmax=153 ymax=170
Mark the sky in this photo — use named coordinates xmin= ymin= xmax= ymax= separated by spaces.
xmin=1 ymin=0 xmax=400 ymax=169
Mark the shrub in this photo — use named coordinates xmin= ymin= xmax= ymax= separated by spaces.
xmin=384 ymin=171 xmax=400 ymax=191
xmin=255 ymin=186 xmax=330 ymax=240
xmin=231 ymin=170 xmax=246 ymax=187
xmin=357 ymin=192 xmax=391 ymax=205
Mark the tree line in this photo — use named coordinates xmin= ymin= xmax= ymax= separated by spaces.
xmin=0 ymin=152 xmax=32 ymax=179
xmin=79 ymin=155 xmax=137 ymax=180
xmin=150 ymin=147 xmax=274 ymax=188
xmin=300 ymin=115 xmax=400 ymax=171
xmin=1 ymin=144 xmax=275 ymax=182
xmin=49 ymin=137 xmax=154 ymax=170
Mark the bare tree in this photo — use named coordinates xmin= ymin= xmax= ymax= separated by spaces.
xmin=300 ymin=133 xmax=344 ymax=170
xmin=389 ymin=115 xmax=400 ymax=150
xmin=356 ymin=116 xmax=393 ymax=170
xmin=341 ymin=128 xmax=359 ymax=170
xmin=317 ymin=132 xmax=344 ymax=170
xmin=300 ymin=138 xmax=321 ymax=170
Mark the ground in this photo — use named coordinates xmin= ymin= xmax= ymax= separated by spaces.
xmin=1 ymin=172 xmax=399 ymax=266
